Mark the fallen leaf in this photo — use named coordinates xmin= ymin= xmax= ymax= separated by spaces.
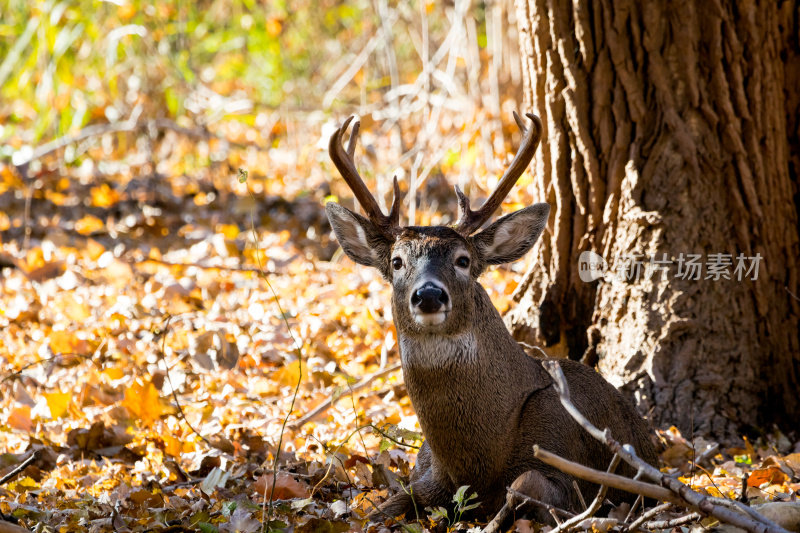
xmin=45 ymin=390 xmax=71 ymax=419
xmin=252 ymin=472 xmax=310 ymax=500
xmin=7 ymin=405 xmax=32 ymax=432
xmin=122 ymin=379 xmax=174 ymax=425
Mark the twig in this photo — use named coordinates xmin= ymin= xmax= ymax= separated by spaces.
xmin=573 ymin=480 xmax=587 ymax=510
xmin=623 ymin=495 xmax=643 ymax=522
xmin=540 ymin=359 xmax=791 ymax=533
xmin=532 ymin=446 xmax=680 ymax=504
xmin=483 ymin=488 xmax=575 ymax=533
xmin=785 ymin=286 xmax=800 ymax=303
xmin=322 ymin=33 xmax=383 ymax=108
xmin=12 ymin=117 xmax=261 ymax=177
xmin=132 ymin=257 xmax=273 ymax=275
xmin=245 ymin=184 xmax=305 ymax=526
xmin=550 ymin=454 xmax=621 ymax=533
xmin=571 ymin=517 xmax=619 ymax=530
xmin=506 ymin=488 xmax=575 ymax=518
xmin=644 ymin=512 xmax=702 ymax=529
xmin=290 ymin=364 xmax=402 ymax=428
xmin=626 ymin=502 xmax=672 ymax=532
xmin=2 ymin=352 xmax=95 ymax=383
xmin=157 ymin=315 xmax=212 ymax=447
xmin=0 ymin=451 xmax=38 ymax=486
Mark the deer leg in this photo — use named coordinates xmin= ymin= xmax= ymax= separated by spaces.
xmin=369 ymin=442 xmax=451 ymax=521
xmin=485 ymin=469 xmax=577 ymax=531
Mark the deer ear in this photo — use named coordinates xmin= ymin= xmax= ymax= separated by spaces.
xmin=325 ymin=202 xmax=392 ymax=271
xmin=471 ymin=203 xmax=550 ymax=265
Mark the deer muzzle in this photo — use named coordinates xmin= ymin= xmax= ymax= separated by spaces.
xmin=410 ymin=281 xmax=451 ymax=325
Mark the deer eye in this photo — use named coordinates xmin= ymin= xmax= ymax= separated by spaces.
xmin=392 ymin=257 xmax=403 ymax=270
xmin=456 ymin=256 xmax=470 ymax=268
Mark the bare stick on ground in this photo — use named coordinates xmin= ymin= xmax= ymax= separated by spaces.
xmin=548 ymin=453 xmax=621 ymax=533
xmin=538 ymin=359 xmax=789 ymax=533
xmin=0 ymin=451 xmax=38 ymax=486
xmin=290 ymin=364 xmax=402 ymax=428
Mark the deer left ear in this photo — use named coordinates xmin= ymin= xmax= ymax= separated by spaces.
xmin=470 ymin=203 xmax=550 ymax=265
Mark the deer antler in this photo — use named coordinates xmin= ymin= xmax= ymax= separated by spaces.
xmin=454 ymin=112 xmax=543 ymax=236
xmin=329 ymin=116 xmax=402 ymax=239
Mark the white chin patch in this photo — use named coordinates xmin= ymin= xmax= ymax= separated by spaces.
xmin=413 ymin=311 xmax=447 ymax=326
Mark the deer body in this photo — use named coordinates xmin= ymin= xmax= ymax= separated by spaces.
xmin=324 ymin=114 xmax=657 ymax=524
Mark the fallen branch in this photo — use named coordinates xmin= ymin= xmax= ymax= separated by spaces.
xmin=644 ymin=512 xmax=702 ymax=529
xmin=0 ymin=520 xmax=31 ymax=533
xmin=540 ymin=359 xmax=790 ymax=533
xmin=482 ymin=486 xmax=576 ymax=533
xmin=549 ymin=454 xmax=621 ymax=533
xmin=626 ymin=502 xmax=672 ymax=531
xmin=531 ymin=446 xmax=681 ymax=505
xmin=509 ymin=488 xmax=576 ymax=518
xmin=290 ymin=364 xmax=402 ymax=428
xmin=0 ymin=451 xmax=38 ymax=486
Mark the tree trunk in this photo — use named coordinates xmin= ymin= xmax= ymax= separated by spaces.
xmin=509 ymin=0 xmax=800 ymax=441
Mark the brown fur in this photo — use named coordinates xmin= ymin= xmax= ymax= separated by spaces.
xmin=325 ymin=202 xmax=657 ymax=524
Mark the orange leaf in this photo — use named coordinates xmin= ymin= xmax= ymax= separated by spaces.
xmin=122 ymin=379 xmax=172 ymax=425
xmin=748 ymin=466 xmax=789 ymax=487
xmin=252 ymin=472 xmax=309 ymax=500
xmin=8 ymin=405 xmax=32 ymax=432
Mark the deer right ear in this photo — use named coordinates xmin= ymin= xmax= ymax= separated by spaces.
xmin=471 ymin=203 xmax=550 ymax=265
xmin=325 ymin=202 xmax=392 ymax=272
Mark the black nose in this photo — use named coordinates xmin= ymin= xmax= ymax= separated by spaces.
xmin=411 ymin=283 xmax=449 ymax=313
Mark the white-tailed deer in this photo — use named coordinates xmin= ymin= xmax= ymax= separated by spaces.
xmin=325 ymin=113 xmax=657 ymax=524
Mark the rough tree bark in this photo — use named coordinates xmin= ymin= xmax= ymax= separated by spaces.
xmin=508 ymin=0 xmax=800 ymax=440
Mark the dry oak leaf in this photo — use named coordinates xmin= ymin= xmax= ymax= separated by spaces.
xmin=748 ymin=466 xmax=790 ymax=488
xmin=253 ymin=472 xmax=310 ymax=500
xmin=122 ymin=379 xmax=175 ymax=425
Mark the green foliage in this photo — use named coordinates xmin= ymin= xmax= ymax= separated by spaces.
xmin=0 ymin=0 xmax=370 ymax=144
xmin=425 ymin=485 xmax=480 ymax=530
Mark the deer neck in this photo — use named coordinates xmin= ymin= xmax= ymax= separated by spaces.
xmin=396 ymin=285 xmax=534 ymax=485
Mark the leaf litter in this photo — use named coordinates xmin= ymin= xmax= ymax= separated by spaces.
xmin=1 ymin=111 xmax=798 ymax=533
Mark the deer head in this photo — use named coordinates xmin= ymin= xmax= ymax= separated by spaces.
xmin=325 ymin=113 xmax=549 ymax=336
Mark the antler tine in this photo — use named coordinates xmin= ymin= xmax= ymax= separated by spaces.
xmin=346 ymin=119 xmax=360 ymax=158
xmin=454 ymin=112 xmax=542 ymax=236
xmin=388 ymin=176 xmax=401 ymax=227
xmin=328 ymin=116 xmax=402 ymax=238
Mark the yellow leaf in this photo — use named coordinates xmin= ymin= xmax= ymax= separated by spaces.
xmin=46 ymin=390 xmax=71 ymax=419
xmin=273 ymin=360 xmax=305 ymax=388
xmin=89 ymin=184 xmax=120 ymax=208
xmin=122 ymin=379 xmax=173 ymax=425
xmin=49 ymin=330 xmax=87 ymax=354
xmin=58 ymin=293 xmax=91 ymax=321
xmin=217 ymin=224 xmax=240 ymax=239
xmin=75 ymin=215 xmax=105 ymax=235
xmin=85 ymin=239 xmax=105 ymax=260
xmin=9 ymin=476 xmax=39 ymax=492
xmin=102 ymin=366 xmax=125 ymax=381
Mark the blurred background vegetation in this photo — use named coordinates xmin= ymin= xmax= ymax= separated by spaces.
xmin=1 ymin=0 xmax=526 ymax=200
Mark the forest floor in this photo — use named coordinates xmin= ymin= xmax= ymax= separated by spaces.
xmin=1 ymin=112 xmax=800 ymax=533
